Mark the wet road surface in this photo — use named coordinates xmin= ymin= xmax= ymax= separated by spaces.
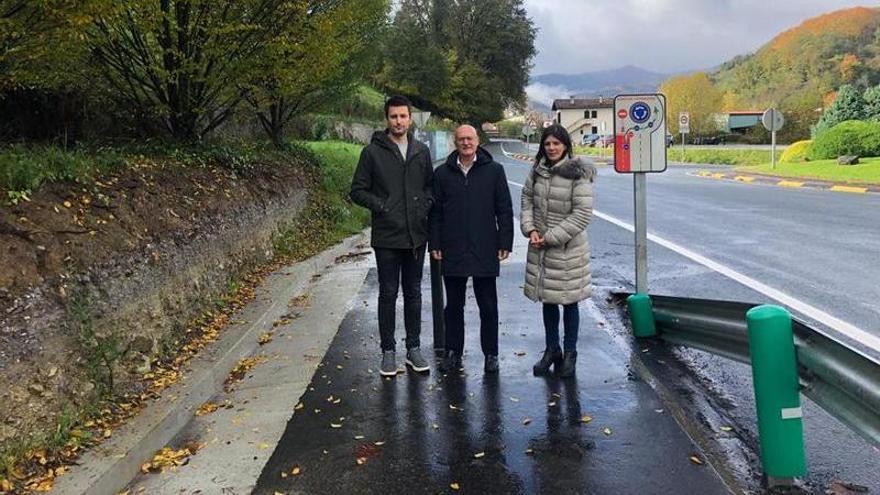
xmin=253 ymin=256 xmax=730 ymax=493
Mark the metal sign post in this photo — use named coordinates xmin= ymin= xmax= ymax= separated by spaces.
xmin=522 ymin=121 xmax=536 ymax=150
xmin=411 ymin=111 xmax=431 ymax=143
xmin=614 ymin=94 xmax=668 ymax=294
xmin=762 ymin=108 xmax=785 ymax=170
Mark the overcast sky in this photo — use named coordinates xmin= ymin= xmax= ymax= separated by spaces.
xmin=525 ymin=0 xmax=875 ymax=76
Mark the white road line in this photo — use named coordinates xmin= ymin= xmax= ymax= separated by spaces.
xmin=507 ymin=179 xmax=880 ymax=351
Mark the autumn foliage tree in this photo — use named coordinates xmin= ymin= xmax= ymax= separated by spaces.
xmin=713 ymin=6 xmax=880 ymax=139
xmin=0 ymin=0 xmax=101 ymax=90
xmin=245 ymin=0 xmax=387 ymax=148
xmin=87 ymin=0 xmax=346 ymax=142
xmin=660 ymin=72 xmax=723 ymax=137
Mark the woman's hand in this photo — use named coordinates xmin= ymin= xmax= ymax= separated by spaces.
xmin=529 ymin=230 xmax=544 ymax=248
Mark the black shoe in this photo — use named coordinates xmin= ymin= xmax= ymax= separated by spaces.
xmin=533 ymin=349 xmax=563 ymax=376
xmin=484 ymin=355 xmax=499 ymax=373
xmin=441 ymin=351 xmax=463 ymax=373
xmin=558 ymin=351 xmax=577 ymax=378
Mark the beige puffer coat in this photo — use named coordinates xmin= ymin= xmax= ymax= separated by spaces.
xmin=521 ymin=156 xmax=596 ymax=305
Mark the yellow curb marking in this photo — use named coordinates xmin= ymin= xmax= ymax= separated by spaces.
xmin=830 ymin=185 xmax=868 ymax=194
xmin=778 ymin=180 xmax=804 ymax=188
xmin=734 ymin=176 xmax=756 ymax=183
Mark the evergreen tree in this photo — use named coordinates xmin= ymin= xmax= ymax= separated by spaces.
xmin=862 ymin=84 xmax=880 ymax=121
xmin=813 ymin=84 xmax=866 ymax=136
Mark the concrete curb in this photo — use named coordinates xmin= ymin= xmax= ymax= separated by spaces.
xmin=692 ymin=170 xmax=880 ymax=195
xmin=53 ymin=231 xmax=370 ymax=495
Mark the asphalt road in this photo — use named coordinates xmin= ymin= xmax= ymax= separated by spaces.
xmin=490 ymin=141 xmax=880 ymax=492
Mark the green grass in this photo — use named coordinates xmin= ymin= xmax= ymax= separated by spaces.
xmin=573 ymin=145 xmax=769 ymax=166
xmin=0 ymin=145 xmax=128 ymax=201
xmin=324 ymin=84 xmax=386 ymax=122
xmin=301 ymin=140 xmax=369 ymax=236
xmin=736 ymin=157 xmax=880 ymax=184
xmin=0 ymin=141 xmax=289 ymax=204
xmin=271 ymin=140 xmax=369 ymax=261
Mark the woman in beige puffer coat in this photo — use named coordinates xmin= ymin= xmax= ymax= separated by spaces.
xmin=521 ymin=124 xmax=596 ymax=378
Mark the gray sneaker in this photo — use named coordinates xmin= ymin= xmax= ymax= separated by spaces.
xmin=380 ymin=350 xmax=397 ymax=376
xmin=405 ymin=347 xmax=430 ymax=373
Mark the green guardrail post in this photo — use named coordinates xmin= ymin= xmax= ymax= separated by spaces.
xmin=746 ymin=305 xmax=806 ymax=484
xmin=627 ymin=293 xmax=657 ymax=338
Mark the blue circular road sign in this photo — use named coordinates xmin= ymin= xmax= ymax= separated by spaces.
xmin=630 ymin=102 xmax=651 ymax=123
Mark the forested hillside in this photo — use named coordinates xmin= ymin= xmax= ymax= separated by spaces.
xmin=713 ymin=6 xmax=880 ymax=139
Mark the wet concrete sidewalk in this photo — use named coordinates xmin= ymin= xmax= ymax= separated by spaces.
xmin=253 ymin=249 xmax=731 ymax=493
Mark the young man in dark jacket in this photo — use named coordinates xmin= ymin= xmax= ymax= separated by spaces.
xmin=429 ymin=125 xmax=513 ymax=373
xmin=350 ymin=95 xmax=434 ymax=376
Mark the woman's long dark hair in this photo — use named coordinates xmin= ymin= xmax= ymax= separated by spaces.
xmin=533 ymin=124 xmax=573 ymax=166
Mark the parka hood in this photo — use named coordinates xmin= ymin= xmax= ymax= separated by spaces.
xmin=536 ymin=156 xmax=597 ymax=181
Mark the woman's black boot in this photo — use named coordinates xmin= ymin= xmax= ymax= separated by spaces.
xmin=533 ymin=349 xmax=563 ymax=376
xmin=558 ymin=351 xmax=577 ymax=378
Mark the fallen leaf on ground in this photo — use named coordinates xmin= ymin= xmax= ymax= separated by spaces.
xmin=826 ymin=480 xmax=870 ymax=494
xmin=330 ymin=423 xmax=342 ymax=429
xmin=291 ymin=465 xmax=302 ymax=475
xmin=509 ymin=397 xmax=520 ymax=402
xmin=258 ymin=333 xmax=273 ymax=345
xmin=374 ymin=441 xmax=385 ymax=446
xmin=602 ymin=427 xmax=612 ymax=436
xmin=514 ymin=351 xmax=526 ymax=356
xmin=356 ymin=457 xmax=367 ymax=465
xmin=580 ymin=415 xmax=593 ymax=424
xmin=450 ymin=482 xmax=460 ymax=490
xmin=719 ymin=426 xmax=733 ymax=432
xmin=225 ymin=355 xmax=268 ymax=387
xmin=689 ymin=456 xmax=703 ymax=465
xmin=196 ymin=402 xmax=220 ymax=416
xmin=141 ymin=446 xmax=198 ymax=473
xmin=522 ymin=418 xmax=532 ymax=425
xmin=525 ymin=448 xmax=534 ymax=455
xmin=474 ymin=452 xmax=485 ymax=459
xmin=547 ymin=401 xmax=557 ymax=407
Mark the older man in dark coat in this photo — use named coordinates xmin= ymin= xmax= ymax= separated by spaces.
xmin=429 ymin=125 xmax=513 ymax=373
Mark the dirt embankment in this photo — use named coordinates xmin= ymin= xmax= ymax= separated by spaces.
xmin=0 ymin=154 xmax=314 ymax=447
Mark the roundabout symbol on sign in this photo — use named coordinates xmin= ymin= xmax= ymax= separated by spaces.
xmin=630 ymin=102 xmax=651 ymax=124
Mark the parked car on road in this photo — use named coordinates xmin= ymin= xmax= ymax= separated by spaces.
xmin=581 ymin=134 xmax=600 ymax=146
xmin=595 ymin=135 xmax=615 ymax=147
xmin=581 ymin=134 xmax=602 ymax=146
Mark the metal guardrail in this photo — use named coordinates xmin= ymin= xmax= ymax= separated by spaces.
xmin=626 ymin=293 xmax=880 ymax=448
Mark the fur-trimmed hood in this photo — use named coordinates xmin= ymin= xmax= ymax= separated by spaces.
xmin=535 ymin=156 xmax=597 ymax=181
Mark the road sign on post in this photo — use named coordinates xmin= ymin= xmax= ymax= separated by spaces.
xmin=679 ymin=111 xmax=690 ymax=161
xmin=411 ymin=111 xmax=431 ymax=143
xmin=614 ymin=94 xmax=668 ymax=174
xmin=522 ymin=121 xmax=536 ymax=147
xmin=613 ymin=93 xmax=668 ymax=295
xmin=678 ymin=112 xmax=690 ymax=134
xmin=762 ymin=108 xmax=785 ymax=170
